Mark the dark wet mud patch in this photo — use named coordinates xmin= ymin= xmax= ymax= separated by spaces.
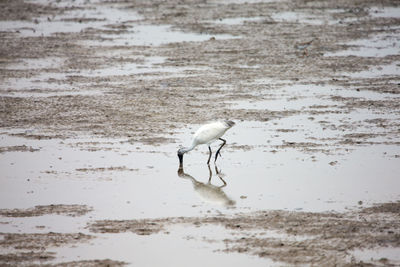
xmin=8 ymin=132 xmax=66 ymax=140
xmin=75 ymin=166 xmax=138 ymax=172
xmin=361 ymin=201 xmax=400 ymax=214
xmin=0 ymin=0 xmax=59 ymax=21
xmin=0 ymin=251 xmax=56 ymax=266
xmin=46 ymin=259 xmax=127 ymax=267
xmin=89 ymin=220 xmax=164 ymax=235
xmin=220 ymin=211 xmax=400 ymax=265
xmin=0 ymin=253 xmax=126 ymax=267
xmin=0 ymin=204 xmax=93 ymax=218
xmin=0 ymin=232 xmax=93 ymax=250
xmin=0 ymin=144 xmax=39 ymax=153
xmin=0 ymin=231 xmax=125 ymax=266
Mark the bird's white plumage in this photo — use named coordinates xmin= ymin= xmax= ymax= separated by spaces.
xmin=177 ymin=120 xmax=234 ymax=165
xmin=192 ymin=121 xmax=230 ymax=146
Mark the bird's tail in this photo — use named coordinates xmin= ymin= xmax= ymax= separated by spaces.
xmin=224 ymin=120 xmax=235 ymax=128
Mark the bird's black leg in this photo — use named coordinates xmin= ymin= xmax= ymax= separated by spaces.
xmin=215 ymin=138 xmax=226 ymax=162
xmin=207 ymin=145 xmax=212 ymax=164
xmin=208 ymin=164 xmax=212 ymax=182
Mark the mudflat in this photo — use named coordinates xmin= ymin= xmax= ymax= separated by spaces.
xmin=1 ymin=0 xmax=399 ymax=266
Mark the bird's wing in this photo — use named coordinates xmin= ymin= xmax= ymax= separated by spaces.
xmin=193 ymin=122 xmax=227 ymax=145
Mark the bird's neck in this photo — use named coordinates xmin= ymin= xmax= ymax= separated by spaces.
xmin=181 ymin=144 xmax=195 ymax=154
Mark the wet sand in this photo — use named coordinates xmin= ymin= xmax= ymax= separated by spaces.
xmin=1 ymin=0 xmax=400 ymax=266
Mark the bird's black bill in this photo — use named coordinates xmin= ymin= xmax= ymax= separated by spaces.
xmin=178 ymin=153 xmax=183 ymax=168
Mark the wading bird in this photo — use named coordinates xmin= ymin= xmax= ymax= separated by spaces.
xmin=177 ymin=120 xmax=235 ymax=166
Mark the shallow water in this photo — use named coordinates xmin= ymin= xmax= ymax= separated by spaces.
xmin=1 ymin=124 xmax=399 ymax=264
xmin=86 ymin=24 xmax=238 ymax=47
xmin=50 ymin=225 xmax=276 ymax=267
xmin=350 ymin=61 xmax=400 ymax=78
xmin=351 ymin=246 xmax=400 ymax=264
xmin=271 ymin=11 xmax=328 ymax=25
xmin=0 ymin=3 xmax=139 ymax=37
xmin=325 ymin=32 xmax=400 ymax=58
xmin=369 ymin=7 xmax=400 ymax=18
xmin=1 ymin=122 xmax=399 ymax=220
xmin=325 ymin=7 xmax=400 ymax=58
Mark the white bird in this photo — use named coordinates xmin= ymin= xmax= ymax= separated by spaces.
xmin=177 ymin=120 xmax=235 ymax=166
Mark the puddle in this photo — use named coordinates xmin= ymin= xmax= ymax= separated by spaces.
xmin=325 ymin=32 xmax=400 ymax=57
xmin=227 ymin=97 xmax=336 ymax=111
xmin=2 ymin=57 xmax=65 ymax=70
xmin=49 ymin=225 xmax=275 ymax=267
xmin=85 ymin=24 xmax=238 ymax=47
xmin=1 ymin=121 xmax=399 ymax=221
xmin=0 ymin=55 xmax=206 ymax=96
xmin=227 ymin=83 xmax=397 ymax=112
xmin=325 ymin=7 xmax=400 ymax=58
xmin=76 ymin=56 xmax=166 ymax=77
xmin=0 ymin=3 xmax=140 ymax=37
xmin=1 ymin=73 xmax=72 ymax=92
xmin=229 ymin=105 xmax=399 ymax=151
xmin=271 ymin=11 xmax=328 ymax=25
xmin=0 ymin=71 xmax=98 ymax=97
xmin=349 ymin=62 xmax=400 ymax=78
xmin=369 ymin=7 xmax=400 ymax=18
xmin=0 ymin=215 xmax=89 ymax=234
xmin=0 ymin=20 xmax=95 ymax=37
xmin=351 ymin=246 xmax=400 ymax=264
xmin=77 ymin=56 xmax=209 ymax=78
xmin=1 ymin=1 xmax=237 ymax=46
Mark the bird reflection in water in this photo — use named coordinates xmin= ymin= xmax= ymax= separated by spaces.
xmin=178 ymin=165 xmax=235 ymax=207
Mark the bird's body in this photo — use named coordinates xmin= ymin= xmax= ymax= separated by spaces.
xmin=192 ymin=121 xmax=233 ymax=146
xmin=178 ymin=120 xmax=235 ymax=166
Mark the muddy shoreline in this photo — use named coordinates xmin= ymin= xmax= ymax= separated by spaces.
xmin=1 ymin=0 xmax=400 ymax=266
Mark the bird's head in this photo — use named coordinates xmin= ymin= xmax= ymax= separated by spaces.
xmin=177 ymin=148 xmax=185 ymax=166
